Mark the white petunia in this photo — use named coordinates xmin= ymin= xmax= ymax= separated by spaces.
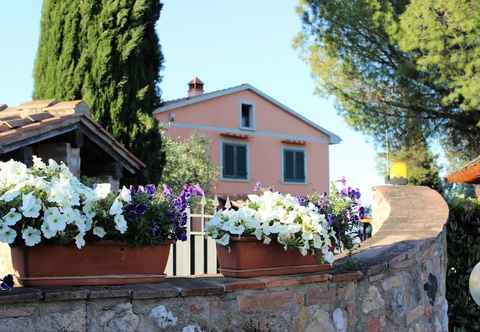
xmin=22 ymin=226 xmax=41 ymax=246
xmin=0 ymin=189 xmax=21 ymax=202
xmin=74 ymin=232 xmax=86 ymax=249
xmin=109 ymin=199 xmax=123 ymax=216
xmin=215 ymin=233 xmax=230 ymax=246
xmin=3 ymin=208 xmax=22 ymax=226
xmin=20 ymin=192 xmax=42 ymax=218
xmin=94 ymin=183 xmax=111 ymax=199
xmin=41 ymin=222 xmax=57 ymax=239
xmin=44 ymin=207 xmax=67 ymax=232
xmin=322 ymin=248 xmax=334 ymax=265
xmin=93 ymin=226 xmax=106 ymax=238
xmin=32 ymin=155 xmax=46 ymax=169
xmin=0 ymin=225 xmax=17 ymax=244
xmin=119 ymin=186 xmax=131 ymax=203
xmin=114 ymin=214 xmax=128 ymax=234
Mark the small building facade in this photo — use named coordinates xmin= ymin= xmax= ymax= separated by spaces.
xmin=154 ymin=78 xmax=340 ymax=198
xmin=0 ymin=100 xmax=144 ymax=188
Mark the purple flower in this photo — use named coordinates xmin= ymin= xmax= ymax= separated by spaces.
xmin=0 ymin=275 xmax=13 ymax=291
xmin=134 ymin=204 xmax=148 ymax=215
xmin=193 ymin=184 xmax=204 ymax=197
xmin=253 ymin=181 xmax=262 ymax=192
xmin=162 ymin=184 xmax=203 ymax=241
xmin=145 ymin=184 xmax=156 ymax=195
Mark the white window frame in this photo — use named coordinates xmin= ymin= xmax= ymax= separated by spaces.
xmin=220 ymin=139 xmax=250 ymax=182
xmin=239 ymin=101 xmax=256 ymax=131
xmin=281 ymin=146 xmax=307 ymax=184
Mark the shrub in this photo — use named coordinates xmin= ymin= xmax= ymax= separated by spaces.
xmin=446 ymin=196 xmax=480 ymax=331
xmin=160 ymin=134 xmax=218 ymax=196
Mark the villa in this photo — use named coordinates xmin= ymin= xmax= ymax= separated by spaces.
xmin=154 ymin=77 xmax=340 ymax=198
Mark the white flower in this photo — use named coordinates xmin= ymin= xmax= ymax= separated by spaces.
xmin=44 ymin=207 xmax=67 ymax=232
xmin=3 ymin=208 xmax=21 ymax=226
xmin=216 ymin=233 xmax=230 ymax=246
xmin=114 ymin=214 xmax=128 ymax=234
xmin=22 ymin=227 xmax=41 ymax=246
xmin=32 ymin=155 xmax=46 ymax=169
xmin=109 ymin=199 xmax=123 ymax=216
xmin=119 ymin=186 xmax=131 ymax=203
xmin=322 ymin=248 xmax=334 ymax=265
xmin=0 ymin=189 xmax=21 ymax=202
xmin=74 ymin=232 xmax=86 ymax=249
xmin=20 ymin=192 xmax=42 ymax=218
xmin=94 ymin=183 xmax=111 ymax=199
xmin=41 ymin=222 xmax=57 ymax=239
xmin=0 ymin=225 xmax=17 ymax=244
xmin=204 ymin=190 xmax=337 ymax=258
xmin=93 ymin=226 xmax=106 ymax=238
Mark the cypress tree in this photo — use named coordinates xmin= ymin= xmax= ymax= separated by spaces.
xmin=33 ymin=0 xmax=164 ymax=183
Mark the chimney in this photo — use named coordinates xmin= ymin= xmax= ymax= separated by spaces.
xmin=188 ymin=77 xmax=204 ymax=97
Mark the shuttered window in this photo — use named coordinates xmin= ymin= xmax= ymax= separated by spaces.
xmin=222 ymin=142 xmax=248 ymax=179
xmin=283 ymin=148 xmax=306 ymax=183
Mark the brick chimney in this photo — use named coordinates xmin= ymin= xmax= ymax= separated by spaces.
xmin=188 ymin=77 xmax=204 ymax=97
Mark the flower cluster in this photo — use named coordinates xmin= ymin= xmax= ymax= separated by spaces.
xmin=163 ymin=184 xmax=204 ymax=241
xmin=303 ymin=177 xmax=365 ymax=251
xmin=205 ymin=190 xmax=337 ymax=264
xmin=0 ymin=158 xmax=201 ymax=249
xmin=0 ymin=158 xmax=130 ymax=248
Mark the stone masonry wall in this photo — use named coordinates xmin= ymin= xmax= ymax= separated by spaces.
xmin=0 ymin=185 xmax=449 ymax=331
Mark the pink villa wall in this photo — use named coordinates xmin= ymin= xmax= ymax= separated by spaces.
xmin=155 ymin=90 xmax=331 ymax=197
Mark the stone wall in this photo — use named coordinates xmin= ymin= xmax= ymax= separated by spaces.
xmin=0 ymin=186 xmax=449 ymax=331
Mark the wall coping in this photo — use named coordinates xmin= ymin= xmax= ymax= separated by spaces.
xmin=0 ymin=185 xmax=448 ymax=305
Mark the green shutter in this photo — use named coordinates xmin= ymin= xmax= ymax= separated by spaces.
xmin=223 ymin=143 xmax=235 ymax=178
xmin=236 ymin=145 xmax=247 ymax=178
xmin=284 ymin=150 xmax=295 ymax=181
xmin=295 ymin=151 xmax=305 ymax=181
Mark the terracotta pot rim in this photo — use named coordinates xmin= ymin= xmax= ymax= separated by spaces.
xmin=11 ymin=239 xmax=175 ymax=249
xmin=228 ymin=236 xmax=260 ymax=243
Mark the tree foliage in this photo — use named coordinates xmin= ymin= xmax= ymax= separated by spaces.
xmin=295 ymin=0 xmax=480 ymax=163
xmin=160 ymin=134 xmax=218 ymax=196
xmin=34 ymin=0 xmax=164 ymax=183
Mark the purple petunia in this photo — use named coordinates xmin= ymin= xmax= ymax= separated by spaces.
xmin=163 ymin=184 xmax=204 ymax=241
xmin=0 ymin=274 xmax=13 ymax=291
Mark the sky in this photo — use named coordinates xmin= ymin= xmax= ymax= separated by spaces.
xmin=0 ymin=0 xmax=384 ymax=205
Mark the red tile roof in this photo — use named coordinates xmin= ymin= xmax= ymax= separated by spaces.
xmin=446 ymin=156 xmax=480 ymax=184
xmin=0 ymin=100 xmax=145 ymax=173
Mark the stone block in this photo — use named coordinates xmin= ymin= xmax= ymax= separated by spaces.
xmin=306 ymin=286 xmax=335 ymax=306
xmin=407 ymin=305 xmax=425 ymax=325
xmin=0 ymin=304 xmax=36 ymax=318
xmin=333 ymin=271 xmax=364 ymax=283
xmin=362 ymin=286 xmax=385 ymax=314
xmin=238 ymin=290 xmax=296 ymax=313
xmin=305 ymin=308 xmax=335 ymax=332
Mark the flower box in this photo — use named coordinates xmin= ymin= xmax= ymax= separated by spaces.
xmin=217 ymin=237 xmax=331 ymax=277
xmin=0 ymin=157 xmax=203 ymax=286
xmin=11 ymin=240 xmax=172 ymax=286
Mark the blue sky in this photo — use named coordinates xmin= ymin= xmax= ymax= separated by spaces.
xmin=0 ymin=0 xmax=384 ymax=205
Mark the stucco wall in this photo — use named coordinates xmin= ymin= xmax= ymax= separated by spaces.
xmin=156 ymin=90 xmax=331 ymax=197
xmin=0 ymin=186 xmax=449 ymax=331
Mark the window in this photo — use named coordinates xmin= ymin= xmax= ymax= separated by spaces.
xmin=240 ymin=103 xmax=254 ymax=129
xmin=283 ymin=148 xmax=306 ymax=183
xmin=222 ymin=142 xmax=248 ymax=180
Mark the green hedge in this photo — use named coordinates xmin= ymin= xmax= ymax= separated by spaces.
xmin=447 ymin=197 xmax=480 ymax=331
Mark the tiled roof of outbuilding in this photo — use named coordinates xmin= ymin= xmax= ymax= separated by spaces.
xmin=0 ymin=100 xmax=145 ymax=173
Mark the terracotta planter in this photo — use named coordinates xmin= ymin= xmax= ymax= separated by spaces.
xmin=216 ymin=237 xmax=331 ymax=278
xmin=11 ymin=241 xmax=172 ymax=287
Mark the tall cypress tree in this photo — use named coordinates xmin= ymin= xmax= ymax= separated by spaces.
xmin=34 ymin=0 xmax=164 ymax=183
